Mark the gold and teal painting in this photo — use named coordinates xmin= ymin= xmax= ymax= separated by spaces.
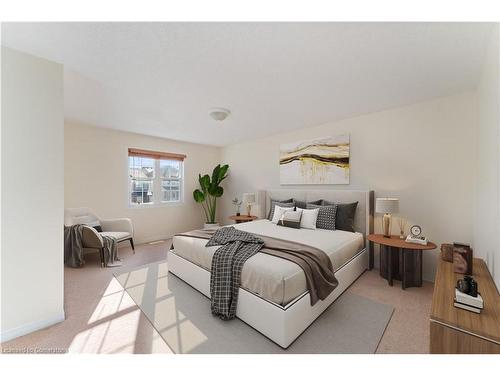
xmin=279 ymin=134 xmax=350 ymax=184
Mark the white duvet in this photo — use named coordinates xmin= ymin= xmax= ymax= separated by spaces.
xmin=171 ymin=219 xmax=364 ymax=306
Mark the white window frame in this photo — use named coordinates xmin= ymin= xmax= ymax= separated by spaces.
xmin=158 ymin=159 xmax=184 ymax=204
xmin=128 ymin=157 xmax=184 ymax=208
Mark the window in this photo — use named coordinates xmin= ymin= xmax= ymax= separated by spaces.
xmin=129 ymin=156 xmax=155 ymax=204
xmin=128 ymin=148 xmax=186 ymax=206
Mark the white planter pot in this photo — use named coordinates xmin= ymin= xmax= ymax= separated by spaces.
xmin=204 ymin=223 xmax=219 ymax=229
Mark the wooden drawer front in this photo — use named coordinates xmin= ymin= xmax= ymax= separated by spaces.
xmin=430 ymin=321 xmax=500 ymax=354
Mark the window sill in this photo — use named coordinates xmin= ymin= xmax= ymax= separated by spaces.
xmin=128 ymin=201 xmax=184 ymax=209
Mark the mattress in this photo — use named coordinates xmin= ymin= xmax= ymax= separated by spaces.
xmin=171 ymin=219 xmax=365 ymax=306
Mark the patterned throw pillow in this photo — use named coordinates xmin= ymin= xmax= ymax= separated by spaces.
xmin=323 ymin=201 xmax=358 ymax=232
xmin=277 ymin=210 xmax=303 ymax=229
xmin=267 ymin=199 xmax=294 ymax=220
xmin=307 ymin=203 xmax=337 ymax=230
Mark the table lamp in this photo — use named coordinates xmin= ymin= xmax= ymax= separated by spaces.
xmin=376 ymin=198 xmax=399 ymax=238
xmin=242 ymin=193 xmax=256 ymax=216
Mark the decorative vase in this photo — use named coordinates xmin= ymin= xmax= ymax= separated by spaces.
xmin=236 ymin=212 xmax=241 ymax=216
xmin=382 ymin=213 xmax=392 ymax=238
xmin=398 ymin=217 xmax=407 ymax=240
xmin=204 ymin=223 xmax=219 ymax=229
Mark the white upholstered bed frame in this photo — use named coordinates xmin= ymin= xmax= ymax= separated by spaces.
xmin=167 ymin=189 xmax=374 ymax=348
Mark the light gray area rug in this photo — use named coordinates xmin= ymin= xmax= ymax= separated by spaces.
xmin=114 ymin=261 xmax=393 ymax=354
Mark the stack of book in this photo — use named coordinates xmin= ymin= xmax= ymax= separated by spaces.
xmin=454 ymin=289 xmax=484 ymax=313
xmin=405 ymin=235 xmax=428 ymax=245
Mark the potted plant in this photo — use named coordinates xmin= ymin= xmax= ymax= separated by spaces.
xmin=232 ymin=197 xmax=242 ymax=216
xmin=193 ymin=164 xmax=229 ymax=228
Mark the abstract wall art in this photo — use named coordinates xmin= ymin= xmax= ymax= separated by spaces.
xmin=279 ymin=134 xmax=350 ymax=185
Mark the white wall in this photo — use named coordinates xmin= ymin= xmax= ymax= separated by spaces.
xmin=1 ymin=47 xmax=64 ymax=342
xmin=64 ymin=122 xmax=222 ymax=244
xmin=220 ymin=92 xmax=477 ymax=281
xmin=474 ymin=24 xmax=500 ymax=290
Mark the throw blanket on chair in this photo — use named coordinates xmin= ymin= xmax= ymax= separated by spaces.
xmin=64 ymin=224 xmax=120 ymax=268
xmin=174 ymin=226 xmax=339 ymax=320
xmin=205 ymin=226 xmax=264 ymax=320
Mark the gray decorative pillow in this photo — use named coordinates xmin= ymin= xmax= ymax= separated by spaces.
xmin=323 ymin=201 xmax=358 ymax=232
xmin=277 ymin=210 xmax=303 ymax=229
xmin=293 ymin=199 xmax=322 ymax=209
xmin=268 ymin=199 xmax=294 ymax=220
xmin=307 ymin=203 xmax=337 ymax=230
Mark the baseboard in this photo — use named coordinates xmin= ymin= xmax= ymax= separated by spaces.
xmin=136 ymin=234 xmax=173 ymax=245
xmin=0 ymin=310 xmax=65 ymax=343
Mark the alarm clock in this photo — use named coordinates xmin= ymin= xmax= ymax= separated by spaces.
xmin=410 ymin=225 xmax=422 ymax=237
xmin=406 ymin=225 xmax=428 ymax=245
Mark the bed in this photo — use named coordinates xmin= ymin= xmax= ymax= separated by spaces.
xmin=168 ymin=189 xmax=374 ymax=348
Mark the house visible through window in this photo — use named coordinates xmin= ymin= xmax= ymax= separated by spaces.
xmin=128 ymin=148 xmax=186 ymax=206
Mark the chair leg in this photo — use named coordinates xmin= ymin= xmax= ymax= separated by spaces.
xmin=130 ymin=238 xmax=135 ymax=254
xmin=100 ymin=248 xmax=105 ymax=268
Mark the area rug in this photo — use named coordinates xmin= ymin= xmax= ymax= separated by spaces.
xmin=114 ymin=261 xmax=394 ymax=354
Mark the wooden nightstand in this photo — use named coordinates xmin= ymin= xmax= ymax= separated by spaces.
xmin=367 ymin=234 xmax=437 ymax=289
xmin=229 ymin=215 xmax=258 ymax=224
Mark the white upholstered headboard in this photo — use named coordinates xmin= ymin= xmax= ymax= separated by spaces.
xmin=262 ymin=189 xmax=374 ymax=245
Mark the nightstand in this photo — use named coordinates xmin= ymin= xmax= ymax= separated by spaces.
xmin=229 ymin=215 xmax=258 ymax=224
xmin=367 ymin=234 xmax=437 ymax=289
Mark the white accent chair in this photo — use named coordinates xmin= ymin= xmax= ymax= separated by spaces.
xmin=64 ymin=207 xmax=135 ymax=267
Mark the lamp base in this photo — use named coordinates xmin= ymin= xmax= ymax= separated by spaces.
xmin=382 ymin=213 xmax=392 ymax=238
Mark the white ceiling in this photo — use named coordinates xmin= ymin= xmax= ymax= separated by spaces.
xmin=1 ymin=22 xmax=493 ymax=146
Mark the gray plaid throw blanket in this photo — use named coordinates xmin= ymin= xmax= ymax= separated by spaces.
xmin=174 ymin=226 xmax=338 ymax=320
xmin=64 ymin=224 xmax=120 ymax=268
xmin=205 ymin=227 xmax=264 ymax=320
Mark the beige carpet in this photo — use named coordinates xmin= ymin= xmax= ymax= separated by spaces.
xmin=114 ymin=261 xmax=394 ymax=353
xmin=1 ymin=241 xmax=173 ymax=354
xmin=1 ymin=240 xmax=434 ymax=354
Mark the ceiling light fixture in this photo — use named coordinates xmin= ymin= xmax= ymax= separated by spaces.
xmin=209 ymin=107 xmax=231 ymax=121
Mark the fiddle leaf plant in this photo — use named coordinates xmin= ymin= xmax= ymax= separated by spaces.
xmin=193 ymin=164 xmax=229 ymax=224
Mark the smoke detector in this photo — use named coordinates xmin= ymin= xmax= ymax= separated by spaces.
xmin=209 ymin=108 xmax=231 ymax=121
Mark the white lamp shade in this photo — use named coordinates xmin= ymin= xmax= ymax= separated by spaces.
xmin=375 ymin=198 xmax=399 ymax=214
xmin=242 ymin=193 xmax=256 ymax=204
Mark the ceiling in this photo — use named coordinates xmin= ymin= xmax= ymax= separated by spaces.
xmin=1 ymin=22 xmax=493 ymax=146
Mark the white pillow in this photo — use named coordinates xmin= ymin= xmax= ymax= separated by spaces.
xmin=271 ymin=205 xmax=294 ymax=224
xmin=298 ymin=207 xmax=319 ymax=229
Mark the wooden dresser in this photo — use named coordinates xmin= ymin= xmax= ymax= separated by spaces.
xmin=430 ymin=258 xmax=500 ymax=353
